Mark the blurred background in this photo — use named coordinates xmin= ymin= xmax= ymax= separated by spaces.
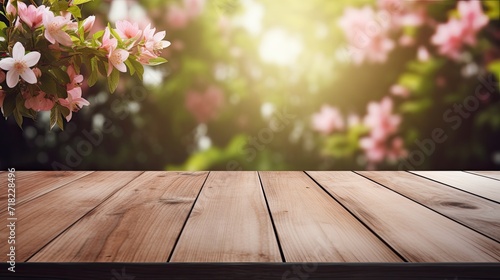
xmin=1 ymin=0 xmax=499 ymax=171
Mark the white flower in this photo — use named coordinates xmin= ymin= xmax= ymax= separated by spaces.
xmin=0 ymin=42 xmax=41 ymax=88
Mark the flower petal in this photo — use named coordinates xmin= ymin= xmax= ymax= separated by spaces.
xmin=65 ymin=111 xmax=73 ymax=122
xmin=0 ymin=58 xmax=15 ymax=71
xmin=12 ymin=42 xmax=25 ymax=61
xmin=114 ymin=62 xmax=127 ymax=72
xmin=23 ymin=52 xmax=41 ymax=67
xmin=20 ymin=69 xmax=37 ymax=84
xmin=6 ymin=70 xmax=20 ymax=88
xmin=44 ymin=29 xmax=56 ymax=44
xmin=75 ymin=97 xmax=90 ymax=106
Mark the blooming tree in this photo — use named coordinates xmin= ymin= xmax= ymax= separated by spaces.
xmin=0 ymin=0 xmax=170 ymax=129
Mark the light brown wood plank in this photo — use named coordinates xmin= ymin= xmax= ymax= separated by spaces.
xmin=170 ymin=171 xmax=281 ymax=262
xmin=307 ymin=171 xmax=500 ymax=262
xmin=466 ymin=171 xmax=500 ymax=181
xmin=0 ymin=171 xmax=142 ymax=262
xmin=29 ymin=171 xmax=208 ymax=262
xmin=411 ymin=171 xmax=500 ymax=203
xmin=0 ymin=171 xmax=94 ymax=213
xmin=260 ymin=171 xmax=402 ymax=262
xmin=358 ymin=171 xmax=500 ymax=242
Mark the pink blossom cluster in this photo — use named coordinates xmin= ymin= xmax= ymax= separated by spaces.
xmin=338 ymin=0 xmax=425 ymax=65
xmin=311 ymin=105 xmax=344 ymax=135
xmin=431 ymin=1 xmax=489 ymax=59
xmin=0 ymin=0 xmax=170 ymax=128
xmin=360 ymin=97 xmax=406 ymax=168
xmin=166 ymin=0 xmax=205 ymax=30
xmin=185 ymin=86 xmax=224 ymax=123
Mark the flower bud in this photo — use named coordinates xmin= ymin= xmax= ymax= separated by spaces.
xmin=6 ymin=0 xmax=17 ymax=16
xmin=83 ymin=16 xmax=95 ymax=33
xmin=33 ymin=67 xmax=42 ymax=78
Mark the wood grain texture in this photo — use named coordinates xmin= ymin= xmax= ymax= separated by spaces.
xmin=0 ymin=171 xmax=93 ymax=213
xmin=466 ymin=171 xmax=500 ymax=181
xmin=358 ymin=171 xmax=500 ymax=242
xmin=411 ymin=171 xmax=500 ymax=202
xmin=260 ymin=171 xmax=402 ymax=262
xmin=0 ymin=171 xmax=142 ymax=262
xmin=29 ymin=172 xmax=208 ymax=262
xmin=307 ymin=171 xmax=500 ymax=262
xmin=170 ymin=171 xmax=281 ymax=262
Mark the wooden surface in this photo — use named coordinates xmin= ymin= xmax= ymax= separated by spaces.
xmin=170 ymin=171 xmax=280 ymax=262
xmin=411 ymin=171 xmax=500 ymax=202
xmin=1 ymin=171 xmax=499 ymax=263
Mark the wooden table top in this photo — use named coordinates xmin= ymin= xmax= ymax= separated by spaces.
xmin=1 ymin=171 xmax=499 ymax=263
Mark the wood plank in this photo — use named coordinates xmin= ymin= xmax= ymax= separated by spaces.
xmin=260 ymin=171 xmax=402 ymax=262
xmin=170 ymin=171 xmax=281 ymax=262
xmin=307 ymin=171 xmax=500 ymax=262
xmin=358 ymin=171 xmax=500 ymax=242
xmin=411 ymin=171 xmax=500 ymax=203
xmin=466 ymin=171 xmax=500 ymax=181
xmin=29 ymin=172 xmax=208 ymax=262
xmin=0 ymin=171 xmax=94 ymax=213
xmin=0 ymin=171 xmax=142 ymax=262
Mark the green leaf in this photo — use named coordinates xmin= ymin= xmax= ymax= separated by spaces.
xmin=130 ymin=59 xmax=144 ymax=80
xmin=97 ymin=59 xmax=108 ymax=77
xmin=147 ymin=57 xmax=168 ymax=66
xmin=88 ymin=57 xmax=99 ymax=87
xmin=124 ymin=59 xmax=136 ymax=76
xmin=48 ymin=67 xmax=71 ymax=84
xmin=400 ymin=98 xmax=432 ymax=114
xmin=484 ymin=0 xmax=499 ymax=20
xmin=39 ymin=72 xmax=58 ymax=95
xmin=487 ymin=60 xmax=500 ymax=90
xmin=13 ymin=108 xmax=23 ymax=128
xmin=108 ymin=68 xmax=120 ymax=93
xmin=73 ymin=0 xmax=92 ymax=5
xmin=2 ymin=93 xmax=17 ymax=118
xmin=50 ymin=105 xmax=65 ymax=130
xmin=67 ymin=5 xmax=82 ymax=18
xmin=108 ymin=23 xmax=123 ymax=45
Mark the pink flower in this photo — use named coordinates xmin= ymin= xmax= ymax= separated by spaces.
xmin=432 ymin=19 xmax=465 ymax=59
xmin=100 ymin=27 xmax=117 ymax=52
xmin=59 ymin=87 xmax=90 ymax=122
xmin=24 ymin=91 xmax=55 ymax=111
xmin=101 ymin=27 xmax=129 ymax=75
xmin=137 ymin=48 xmax=157 ymax=65
xmin=363 ymin=97 xmax=400 ymax=141
xmin=185 ymin=86 xmax=224 ymax=123
xmin=359 ymin=97 xmax=405 ymax=168
xmin=390 ymin=84 xmax=410 ymax=98
xmin=66 ymin=65 xmax=83 ymax=90
xmin=0 ymin=42 xmax=41 ymax=88
xmin=432 ymin=0 xmax=488 ymax=59
xmin=43 ymin=11 xmax=72 ymax=46
xmin=457 ymin=0 xmax=488 ymax=45
xmin=82 ymin=15 xmax=95 ymax=33
xmin=6 ymin=0 xmax=16 ymax=16
xmin=32 ymin=67 xmax=42 ymax=78
xmin=417 ymin=46 xmax=430 ymax=62
xmin=338 ymin=6 xmax=394 ymax=64
xmin=17 ymin=2 xmax=48 ymax=29
xmin=166 ymin=6 xmax=190 ymax=29
xmin=143 ymin=24 xmax=171 ymax=52
xmin=311 ymin=105 xmax=345 ymax=134
xmin=115 ymin=20 xmax=142 ymax=41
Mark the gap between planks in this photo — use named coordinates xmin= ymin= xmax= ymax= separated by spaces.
xmin=356 ymin=171 xmax=500 ymax=242
xmin=307 ymin=171 xmax=500 ymax=262
xmin=29 ymin=171 xmax=208 ymax=262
